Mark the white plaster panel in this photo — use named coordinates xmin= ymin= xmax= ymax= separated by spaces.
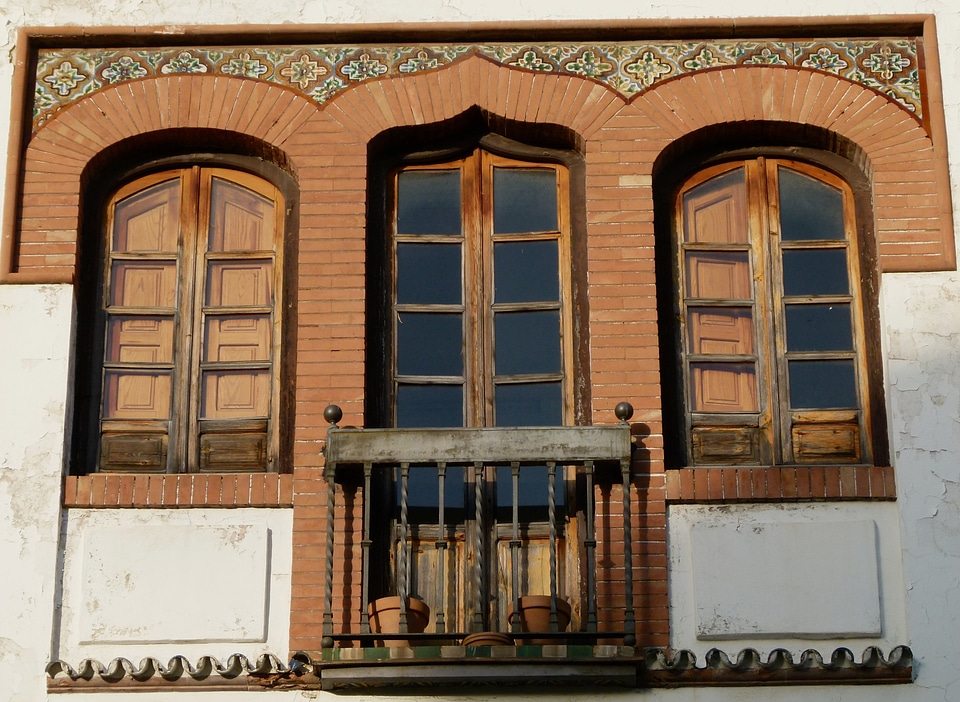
xmin=670 ymin=502 xmax=907 ymax=658
xmin=79 ymin=524 xmax=269 ymax=644
xmin=689 ymin=518 xmax=880 ymax=639
xmin=57 ymin=508 xmax=292 ymax=664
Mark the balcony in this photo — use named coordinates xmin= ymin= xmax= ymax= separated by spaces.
xmin=316 ymin=403 xmax=638 ymax=687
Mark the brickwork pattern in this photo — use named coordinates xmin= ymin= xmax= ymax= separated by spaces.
xmin=6 ymin=42 xmax=947 ymax=656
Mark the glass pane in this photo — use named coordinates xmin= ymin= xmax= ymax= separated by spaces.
xmin=401 ymin=465 xmax=465 ymax=510
xmin=494 ymin=240 xmax=559 ymax=303
xmin=397 ymin=384 xmax=463 ymax=427
xmin=496 ymin=464 xmax=565 ymax=509
xmin=397 ymin=312 xmax=463 ymax=376
xmin=788 ymin=360 xmax=858 ymax=409
xmin=687 ymin=307 xmax=754 ymax=355
xmin=106 ymin=317 xmax=175 ymax=363
xmin=204 ymin=315 xmax=271 ymax=362
xmin=685 ymin=251 xmax=752 ymax=299
xmin=495 ymin=311 xmax=561 ymax=376
xmin=778 ymin=167 xmax=846 ymax=241
xmin=397 ymin=170 xmax=461 ymax=235
xmin=690 ymin=362 xmax=757 ymax=412
xmin=103 ymin=370 xmax=172 ymax=419
xmin=782 ymin=249 xmax=849 ymax=296
xmin=201 ymin=369 xmax=270 ymax=418
xmin=113 ymin=179 xmax=180 ymax=253
xmin=110 ymin=261 xmax=177 ymax=308
xmin=397 ymin=243 xmax=461 ymax=304
xmin=206 ymin=260 xmax=273 ymax=307
xmin=785 ymin=303 xmax=853 ymax=352
xmin=495 ymin=382 xmax=562 ymax=426
xmin=683 ymin=168 xmax=748 ymax=243
xmin=493 ymin=168 xmax=558 ymax=234
xmin=209 ymin=177 xmax=276 ymax=252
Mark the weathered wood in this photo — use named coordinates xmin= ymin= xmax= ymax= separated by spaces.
xmin=326 ymin=425 xmax=631 ymax=465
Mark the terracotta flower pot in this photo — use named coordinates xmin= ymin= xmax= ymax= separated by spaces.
xmin=462 ymin=631 xmax=513 ymax=647
xmin=367 ymin=595 xmax=431 ymax=647
xmin=508 ymin=595 xmax=571 ymax=645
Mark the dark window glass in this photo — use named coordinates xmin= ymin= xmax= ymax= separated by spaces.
xmin=495 ymin=382 xmax=563 ymax=426
xmin=496 ymin=464 xmax=564 ymax=509
xmin=493 ymin=168 xmax=558 ymax=234
xmin=397 ymin=384 xmax=463 ymax=427
xmin=397 ymin=312 xmax=463 ymax=376
xmin=785 ymin=303 xmax=853 ymax=352
xmin=401 ymin=465 xmax=465 ymax=510
xmin=494 ymin=241 xmax=559 ymax=303
xmin=397 ymin=170 xmax=461 ymax=235
xmin=788 ymin=360 xmax=858 ymax=409
xmin=778 ymin=168 xmax=845 ymax=241
xmin=782 ymin=249 xmax=849 ymax=296
xmin=495 ymin=311 xmax=561 ymax=376
xmin=396 ymin=243 xmax=461 ymax=304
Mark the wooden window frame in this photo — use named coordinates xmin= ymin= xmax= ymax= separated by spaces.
xmin=74 ymin=164 xmax=289 ymax=475
xmin=387 ymin=148 xmax=575 ymax=429
xmin=675 ymin=157 xmax=875 ymax=467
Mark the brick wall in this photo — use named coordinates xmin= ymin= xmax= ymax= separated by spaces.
xmin=6 ymin=37 xmax=947 ymax=655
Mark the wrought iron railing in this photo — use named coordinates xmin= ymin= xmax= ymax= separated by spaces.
xmin=319 ymin=403 xmax=636 ymax=648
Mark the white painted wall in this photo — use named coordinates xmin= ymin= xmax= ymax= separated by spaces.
xmin=55 ymin=508 xmax=293 ymax=665
xmin=2 ymin=2 xmax=960 ymax=702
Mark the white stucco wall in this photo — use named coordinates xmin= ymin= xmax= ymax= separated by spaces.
xmin=2 ymin=2 xmax=960 ymax=702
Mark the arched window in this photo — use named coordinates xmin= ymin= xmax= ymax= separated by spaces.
xmin=367 ymin=135 xmax=586 ymax=631
xmin=388 ymin=148 xmax=574 ymax=429
xmin=78 ymin=166 xmax=286 ymax=473
xmin=674 ymin=158 xmax=875 ymax=466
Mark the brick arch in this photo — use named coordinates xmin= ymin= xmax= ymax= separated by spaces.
xmin=9 ymin=75 xmax=319 ymax=281
xmin=631 ymin=65 xmax=953 ymax=271
xmin=320 ymin=54 xmax=625 ymax=141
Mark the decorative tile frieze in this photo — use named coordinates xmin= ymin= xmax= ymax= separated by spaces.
xmin=31 ymin=38 xmax=921 ymax=132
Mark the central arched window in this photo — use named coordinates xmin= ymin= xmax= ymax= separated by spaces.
xmin=368 ymin=136 xmax=584 ymax=631
xmin=388 ymin=148 xmax=573 ymax=429
xmin=675 ymin=158 xmax=875 ymax=466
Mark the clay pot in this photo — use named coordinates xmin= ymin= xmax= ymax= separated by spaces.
xmin=508 ymin=595 xmax=572 ymax=644
xmin=367 ymin=595 xmax=431 ymax=647
xmin=462 ymin=631 xmax=513 ymax=646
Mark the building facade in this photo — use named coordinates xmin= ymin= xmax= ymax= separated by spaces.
xmin=2 ymin=3 xmax=959 ymax=701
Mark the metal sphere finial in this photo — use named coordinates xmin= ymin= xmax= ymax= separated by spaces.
xmin=614 ymin=401 xmax=634 ymax=423
xmin=323 ymin=404 xmax=343 ymax=426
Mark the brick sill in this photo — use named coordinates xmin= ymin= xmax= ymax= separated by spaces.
xmin=665 ymin=465 xmax=896 ymax=503
xmin=63 ymin=473 xmax=293 ymax=508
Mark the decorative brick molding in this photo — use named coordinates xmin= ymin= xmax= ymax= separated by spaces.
xmin=664 ymin=466 xmax=897 ymax=503
xmin=63 ymin=473 xmax=294 ymax=508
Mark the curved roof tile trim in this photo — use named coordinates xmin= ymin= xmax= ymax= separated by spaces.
xmin=33 ymin=38 xmax=921 ymax=133
xmin=46 ymin=646 xmax=912 ymax=689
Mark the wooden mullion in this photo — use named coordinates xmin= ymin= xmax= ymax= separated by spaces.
xmin=493 ymin=373 xmax=565 ymax=385
xmin=749 ymin=157 xmax=777 ymax=465
xmin=179 ymin=166 xmax=203 ymax=474
xmin=105 ymin=306 xmax=177 ymax=315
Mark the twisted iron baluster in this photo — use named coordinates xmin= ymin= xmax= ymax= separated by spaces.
xmin=435 ymin=462 xmax=447 ymax=633
xmin=398 ymin=462 xmax=410 ymax=634
xmin=584 ymin=460 xmax=597 ymax=633
xmin=473 ymin=461 xmax=484 ymax=632
xmin=510 ymin=461 xmax=521 ymax=634
xmin=361 ymin=462 xmax=373 ymax=634
xmin=547 ymin=461 xmax=558 ymax=632
xmin=322 ymin=459 xmax=336 ymax=647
